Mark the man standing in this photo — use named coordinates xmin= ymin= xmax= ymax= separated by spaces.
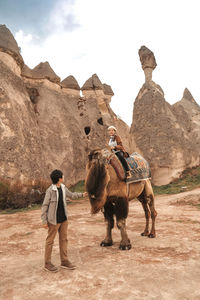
xmin=41 ymin=169 xmax=87 ymax=272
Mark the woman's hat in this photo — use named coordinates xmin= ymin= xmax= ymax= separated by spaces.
xmin=108 ymin=126 xmax=117 ymax=131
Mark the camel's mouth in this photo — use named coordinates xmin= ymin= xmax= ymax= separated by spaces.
xmin=90 ymin=199 xmax=105 ymax=214
xmin=91 ymin=207 xmax=101 ymax=214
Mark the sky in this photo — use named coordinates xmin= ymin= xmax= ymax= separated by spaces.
xmin=0 ymin=0 xmax=200 ymax=126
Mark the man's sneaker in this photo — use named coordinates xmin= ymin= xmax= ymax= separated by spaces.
xmin=61 ymin=260 xmax=76 ymax=270
xmin=44 ymin=263 xmax=58 ymax=273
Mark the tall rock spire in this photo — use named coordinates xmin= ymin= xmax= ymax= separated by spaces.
xmin=130 ymin=46 xmax=200 ymax=186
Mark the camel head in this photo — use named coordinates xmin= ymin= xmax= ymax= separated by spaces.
xmin=86 ymin=149 xmax=110 ymax=214
xmin=88 ymin=149 xmax=102 ymax=161
xmin=87 ymin=149 xmax=111 ymax=165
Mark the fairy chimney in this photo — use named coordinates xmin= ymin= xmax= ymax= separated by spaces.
xmin=131 ymin=46 xmax=200 ymax=185
xmin=138 ymin=46 xmax=157 ymax=83
xmin=61 ymin=75 xmax=80 ymax=96
xmin=0 ymin=24 xmax=24 ymax=75
xmin=31 ymin=62 xmax=60 ymax=84
xmin=0 ymin=24 xmax=24 ymax=68
xmin=81 ymin=74 xmax=108 ymax=113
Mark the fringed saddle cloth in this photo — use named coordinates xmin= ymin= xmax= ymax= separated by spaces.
xmin=126 ymin=152 xmax=151 ymax=183
xmin=107 ymin=152 xmax=151 ymax=183
xmin=107 ymin=153 xmax=126 ymax=181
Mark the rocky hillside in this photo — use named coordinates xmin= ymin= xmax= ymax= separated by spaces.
xmin=0 ymin=25 xmax=199 ymax=188
xmin=0 ymin=25 xmax=130 ymax=186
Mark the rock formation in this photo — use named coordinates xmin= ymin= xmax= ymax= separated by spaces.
xmin=172 ymin=88 xmax=200 ymax=147
xmin=0 ymin=25 xmax=130 ymax=187
xmin=22 ymin=62 xmax=60 ymax=83
xmin=138 ymin=46 xmax=157 ymax=83
xmin=61 ymin=75 xmax=80 ymax=97
xmin=1 ymin=25 xmax=199 ymax=188
xmin=81 ymin=74 xmax=130 ymax=151
xmin=0 ymin=24 xmax=24 ymax=68
xmin=61 ymin=75 xmax=80 ymax=90
xmin=130 ymin=46 xmax=200 ymax=185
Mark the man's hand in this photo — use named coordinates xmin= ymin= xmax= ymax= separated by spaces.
xmin=83 ymin=192 xmax=88 ymax=197
xmin=42 ymin=224 xmax=48 ymax=229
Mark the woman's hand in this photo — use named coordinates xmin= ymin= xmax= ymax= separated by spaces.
xmin=83 ymin=192 xmax=88 ymax=197
xmin=42 ymin=224 xmax=48 ymax=229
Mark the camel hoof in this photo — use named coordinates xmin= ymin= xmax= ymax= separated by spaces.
xmin=100 ymin=241 xmax=113 ymax=247
xmin=141 ymin=232 xmax=149 ymax=236
xmin=148 ymin=233 xmax=156 ymax=238
xmin=119 ymin=244 xmax=132 ymax=250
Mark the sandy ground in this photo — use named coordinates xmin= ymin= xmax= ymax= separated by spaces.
xmin=0 ymin=189 xmax=200 ymax=300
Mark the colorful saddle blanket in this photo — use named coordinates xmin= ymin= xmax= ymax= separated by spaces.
xmin=126 ymin=152 xmax=151 ymax=183
xmin=109 ymin=152 xmax=151 ymax=183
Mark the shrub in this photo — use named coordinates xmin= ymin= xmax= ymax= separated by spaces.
xmin=0 ymin=178 xmax=49 ymax=210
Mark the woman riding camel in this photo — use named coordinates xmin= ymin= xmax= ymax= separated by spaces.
xmin=108 ymin=126 xmax=131 ymax=178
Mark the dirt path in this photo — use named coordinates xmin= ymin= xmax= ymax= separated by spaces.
xmin=0 ymin=189 xmax=200 ymax=300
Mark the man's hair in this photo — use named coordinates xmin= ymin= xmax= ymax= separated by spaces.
xmin=50 ymin=169 xmax=63 ymax=184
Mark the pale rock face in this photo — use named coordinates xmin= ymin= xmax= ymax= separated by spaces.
xmin=22 ymin=77 xmax=61 ymax=92
xmin=82 ymin=89 xmax=109 ymax=114
xmin=0 ymin=52 xmax=21 ymax=76
xmin=0 ymin=58 xmax=108 ymax=185
xmin=61 ymin=88 xmax=80 ymax=97
xmin=0 ymin=59 xmax=45 ymax=181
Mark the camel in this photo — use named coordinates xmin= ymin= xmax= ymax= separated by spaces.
xmin=85 ymin=149 xmax=157 ymax=250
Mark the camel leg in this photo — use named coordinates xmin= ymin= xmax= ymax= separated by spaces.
xmin=147 ymin=194 xmax=157 ymax=238
xmin=138 ymin=191 xmax=150 ymax=236
xmin=100 ymin=201 xmax=115 ymax=247
xmin=115 ymin=197 xmax=131 ymax=250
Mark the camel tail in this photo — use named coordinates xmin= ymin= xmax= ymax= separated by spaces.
xmin=86 ymin=161 xmax=108 ymax=214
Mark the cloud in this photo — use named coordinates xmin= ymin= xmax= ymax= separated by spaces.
xmin=15 ymin=30 xmax=33 ymax=45
xmin=46 ymin=0 xmax=80 ymax=33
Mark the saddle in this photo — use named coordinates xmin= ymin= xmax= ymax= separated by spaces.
xmin=107 ymin=152 xmax=151 ymax=183
xmin=107 ymin=153 xmax=126 ymax=181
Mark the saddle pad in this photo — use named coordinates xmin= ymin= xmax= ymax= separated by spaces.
xmin=126 ymin=152 xmax=151 ymax=183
